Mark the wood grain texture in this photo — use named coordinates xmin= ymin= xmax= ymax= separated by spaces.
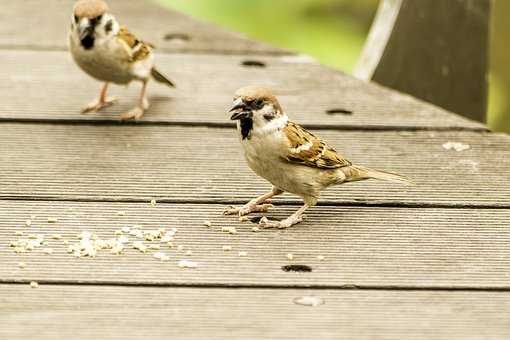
xmin=1 ymin=201 xmax=510 ymax=288
xmin=356 ymin=0 xmax=491 ymax=122
xmin=0 ymin=50 xmax=485 ymax=130
xmin=2 ymin=284 xmax=510 ymax=340
xmin=0 ymin=0 xmax=283 ymax=55
xmin=0 ymin=123 xmax=508 ymax=206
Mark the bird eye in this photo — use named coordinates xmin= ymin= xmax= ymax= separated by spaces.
xmin=254 ymin=99 xmax=264 ymax=108
xmin=96 ymin=14 xmax=103 ymax=21
xmin=74 ymin=15 xmax=79 ymax=23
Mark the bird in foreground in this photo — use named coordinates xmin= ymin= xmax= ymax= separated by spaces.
xmin=224 ymin=86 xmax=413 ymax=229
xmin=68 ymin=0 xmax=175 ymax=120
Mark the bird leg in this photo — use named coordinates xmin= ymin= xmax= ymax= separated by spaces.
xmin=258 ymin=204 xmax=310 ymax=229
xmin=223 ymin=188 xmax=283 ymax=216
xmin=120 ymin=80 xmax=149 ymax=120
xmin=82 ymin=83 xmax=117 ymax=113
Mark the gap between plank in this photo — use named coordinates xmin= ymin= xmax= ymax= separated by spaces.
xmin=0 ymin=197 xmax=509 ymax=209
xmin=3 ymin=279 xmax=510 ymax=293
xmin=0 ymin=118 xmax=490 ymax=133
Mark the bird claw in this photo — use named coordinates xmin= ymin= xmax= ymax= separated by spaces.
xmin=81 ymin=97 xmax=118 ymax=114
xmin=223 ymin=203 xmax=274 ymax=216
xmin=120 ymin=106 xmax=145 ymax=121
xmin=258 ymin=215 xmax=304 ymax=229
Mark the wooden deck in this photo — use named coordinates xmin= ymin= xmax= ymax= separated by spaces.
xmin=1 ymin=1 xmax=509 ymax=339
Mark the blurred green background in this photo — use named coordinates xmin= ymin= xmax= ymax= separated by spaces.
xmin=160 ymin=0 xmax=509 ymax=132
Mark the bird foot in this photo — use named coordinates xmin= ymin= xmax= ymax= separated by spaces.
xmin=120 ymin=98 xmax=149 ymax=121
xmin=223 ymin=201 xmax=274 ymax=216
xmin=258 ymin=215 xmax=304 ymax=229
xmin=81 ymin=97 xmax=117 ymax=114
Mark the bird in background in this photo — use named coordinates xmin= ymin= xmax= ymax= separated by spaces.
xmin=224 ymin=86 xmax=413 ymax=229
xmin=68 ymin=0 xmax=175 ymax=120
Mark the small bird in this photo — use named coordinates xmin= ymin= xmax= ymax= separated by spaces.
xmin=224 ymin=86 xmax=413 ymax=229
xmin=68 ymin=0 xmax=175 ymax=120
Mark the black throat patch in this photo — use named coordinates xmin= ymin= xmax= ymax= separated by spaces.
xmin=240 ymin=117 xmax=253 ymax=140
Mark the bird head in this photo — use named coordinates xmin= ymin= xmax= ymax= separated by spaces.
xmin=229 ymin=86 xmax=286 ymax=134
xmin=71 ymin=0 xmax=118 ymax=50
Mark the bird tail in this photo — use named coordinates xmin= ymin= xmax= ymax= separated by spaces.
xmin=341 ymin=165 xmax=414 ymax=185
xmin=151 ymin=67 xmax=176 ymax=88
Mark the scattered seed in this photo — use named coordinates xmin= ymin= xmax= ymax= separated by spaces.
xmin=15 ymin=231 xmax=23 ymax=236
xmin=18 ymin=262 xmax=26 ymax=269
xmin=178 ymin=259 xmax=198 ymax=269
xmin=442 ymin=141 xmax=470 ymax=152
xmin=221 ymin=226 xmax=237 ymax=234
xmin=166 ymin=242 xmax=174 ymax=248
xmin=30 ymin=215 xmax=37 ymax=220
xmin=293 ymin=296 xmax=324 ymax=307
xmin=186 ymin=250 xmax=193 ymax=256
xmin=153 ymin=252 xmax=169 ymax=261
xmin=238 ymin=251 xmax=248 ymax=257
xmin=51 ymin=234 xmax=62 ymax=240
xmin=222 ymin=245 xmax=232 ymax=251
xmin=286 ymin=253 xmax=294 ymax=261
xmin=42 ymin=248 xmax=54 ymax=255
xmin=121 ymin=226 xmax=131 ymax=233
xmin=47 ymin=217 xmax=58 ymax=223
xmin=317 ymin=255 xmax=325 ymax=261
xmin=25 ymin=220 xmax=32 ymax=227
xmin=148 ymin=244 xmax=161 ymax=250
xmin=203 ymin=220 xmax=212 ymax=227
xmin=251 ymin=227 xmax=261 ymax=232
xmin=150 ymin=199 xmax=157 ymax=207
xmin=133 ymin=241 xmax=148 ymax=253
xmin=114 ymin=230 xmax=123 ymax=236
xmin=239 ymin=216 xmax=249 ymax=223
xmin=117 ymin=211 xmax=126 ymax=216
xmin=30 ymin=281 xmax=39 ymax=288
xmin=62 ymin=240 xmax=69 ymax=245
xmin=177 ymin=245 xmax=184 ymax=251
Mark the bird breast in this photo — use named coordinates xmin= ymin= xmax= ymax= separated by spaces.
xmin=69 ymin=34 xmax=136 ymax=84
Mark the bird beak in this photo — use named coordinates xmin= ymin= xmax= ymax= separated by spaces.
xmin=229 ymin=98 xmax=252 ymax=120
xmin=78 ymin=19 xmax=94 ymax=41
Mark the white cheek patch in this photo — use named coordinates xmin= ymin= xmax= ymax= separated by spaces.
xmin=259 ymin=115 xmax=288 ymax=134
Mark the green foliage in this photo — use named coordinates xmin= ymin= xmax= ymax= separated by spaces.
xmin=160 ymin=0 xmax=508 ymax=132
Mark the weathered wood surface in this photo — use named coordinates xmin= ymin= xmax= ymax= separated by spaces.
xmin=2 ymin=285 xmax=510 ymax=340
xmin=356 ymin=0 xmax=491 ymax=122
xmin=0 ymin=0 xmax=283 ymax=55
xmin=0 ymin=124 xmax=508 ymax=207
xmin=1 ymin=201 xmax=510 ymax=288
xmin=0 ymin=50 xmax=485 ymax=130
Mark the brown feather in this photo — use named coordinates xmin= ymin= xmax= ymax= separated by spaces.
xmin=73 ymin=0 xmax=108 ymax=18
xmin=283 ymin=122 xmax=351 ymax=169
xmin=117 ymin=27 xmax=153 ymax=62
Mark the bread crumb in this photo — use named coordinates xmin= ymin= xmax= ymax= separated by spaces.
xmin=238 ymin=251 xmax=248 ymax=257
xmin=25 ymin=220 xmax=32 ymax=227
xmin=222 ymin=245 xmax=232 ymax=251
xmin=178 ymin=259 xmax=198 ymax=269
xmin=186 ymin=250 xmax=193 ymax=255
xmin=177 ymin=245 xmax=184 ymax=251
xmin=203 ymin=220 xmax=212 ymax=227
xmin=30 ymin=281 xmax=39 ymax=288
xmin=251 ymin=227 xmax=261 ymax=232
xmin=150 ymin=199 xmax=157 ymax=207
xmin=317 ymin=255 xmax=325 ymax=261
xmin=239 ymin=216 xmax=249 ymax=223
xmin=121 ymin=226 xmax=131 ymax=233
xmin=51 ymin=234 xmax=62 ymax=240
xmin=15 ymin=231 xmax=23 ymax=236
xmin=117 ymin=211 xmax=126 ymax=216
xmin=286 ymin=253 xmax=294 ymax=261
xmin=47 ymin=217 xmax=58 ymax=223
xmin=221 ymin=226 xmax=237 ymax=234
xmin=148 ymin=244 xmax=161 ymax=250
xmin=18 ymin=262 xmax=26 ymax=269
xmin=42 ymin=248 xmax=54 ymax=255
xmin=153 ymin=252 xmax=169 ymax=261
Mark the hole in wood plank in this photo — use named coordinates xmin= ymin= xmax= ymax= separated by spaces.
xmin=241 ymin=60 xmax=267 ymax=68
xmin=282 ymin=265 xmax=312 ymax=273
xmin=325 ymin=108 xmax=353 ymax=115
xmin=163 ymin=33 xmax=191 ymax=42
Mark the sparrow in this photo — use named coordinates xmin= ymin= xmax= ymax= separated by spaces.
xmin=224 ymin=86 xmax=413 ymax=229
xmin=68 ymin=0 xmax=175 ymax=120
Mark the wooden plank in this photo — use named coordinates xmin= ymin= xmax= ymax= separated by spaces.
xmin=0 ymin=50 xmax=485 ymax=130
xmin=0 ymin=0 xmax=283 ymax=55
xmin=356 ymin=0 xmax=491 ymax=122
xmin=1 ymin=201 xmax=510 ymax=288
xmin=0 ymin=124 xmax=508 ymax=207
xmin=2 ymin=284 xmax=510 ymax=340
